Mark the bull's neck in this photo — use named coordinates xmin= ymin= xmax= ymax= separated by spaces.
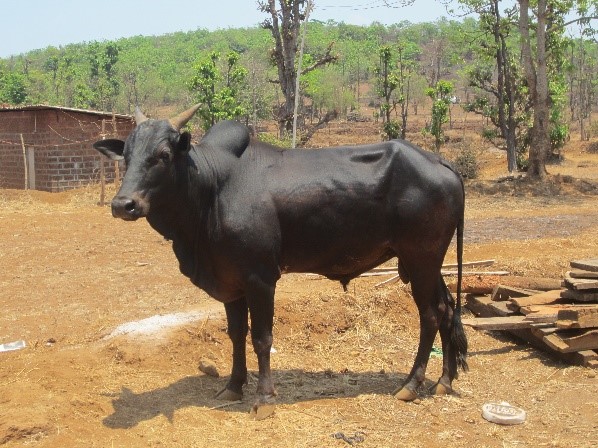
xmin=147 ymin=146 xmax=217 ymax=242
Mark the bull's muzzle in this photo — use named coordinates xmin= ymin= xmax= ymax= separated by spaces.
xmin=111 ymin=195 xmax=147 ymax=220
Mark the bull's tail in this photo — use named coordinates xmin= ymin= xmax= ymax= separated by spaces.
xmin=451 ymin=179 xmax=468 ymax=372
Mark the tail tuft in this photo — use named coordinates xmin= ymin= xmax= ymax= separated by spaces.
xmin=451 ymin=306 xmax=469 ymax=372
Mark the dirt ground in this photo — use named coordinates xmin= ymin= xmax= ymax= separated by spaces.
xmin=1 ymin=125 xmax=597 ymax=447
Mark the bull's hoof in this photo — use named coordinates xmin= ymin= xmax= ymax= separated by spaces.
xmin=215 ymin=387 xmax=243 ymax=401
xmin=431 ymin=382 xmax=452 ymax=396
xmin=249 ymin=395 xmax=276 ymax=421
xmin=394 ymin=387 xmax=418 ymax=401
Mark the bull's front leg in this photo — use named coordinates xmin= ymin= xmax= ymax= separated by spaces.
xmin=216 ymin=298 xmax=248 ymax=401
xmin=247 ymin=276 xmax=277 ymax=420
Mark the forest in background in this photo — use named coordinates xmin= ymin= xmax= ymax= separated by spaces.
xmin=0 ymin=4 xmax=597 ymax=173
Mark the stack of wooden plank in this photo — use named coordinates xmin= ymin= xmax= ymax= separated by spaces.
xmin=462 ymin=258 xmax=598 ymax=368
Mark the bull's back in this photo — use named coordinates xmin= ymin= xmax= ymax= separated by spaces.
xmin=246 ymin=140 xmax=462 ymax=278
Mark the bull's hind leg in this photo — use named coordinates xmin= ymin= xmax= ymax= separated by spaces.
xmin=216 ymin=298 xmax=248 ymax=401
xmin=394 ymin=266 xmax=444 ymax=401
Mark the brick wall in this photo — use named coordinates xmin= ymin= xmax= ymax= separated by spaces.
xmin=0 ymin=108 xmax=134 ymax=192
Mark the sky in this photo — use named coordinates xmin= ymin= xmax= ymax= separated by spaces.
xmin=0 ymin=0 xmax=463 ymax=58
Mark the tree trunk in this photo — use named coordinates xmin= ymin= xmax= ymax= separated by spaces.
xmin=518 ymin=0 xmax=550 ymax=179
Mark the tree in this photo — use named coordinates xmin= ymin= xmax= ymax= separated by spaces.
xmin=517 ymin=0 xmax=597 ymax=178
xmin=375 ymin=45 xmax=401 ymax=139
xmin=0 ymin=70 xmax=27 ymax=104
xmin=568 ymin=35 xmax=598 ymax=140
xmin=463 ymin=0 xmax=523 ymax=172
xmin=87 ymin=42 xmax=121 ymax=110
xmin=189 ymin=51 xmax=248 ymax=131
xmin=425 ymin=80 xmax=454 ymax=152
xmin=259 ymin=0 xmax=337 ymax=140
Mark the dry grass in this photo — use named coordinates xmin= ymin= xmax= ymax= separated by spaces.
xmin=0 ymin=122 xmax=597 ymax=447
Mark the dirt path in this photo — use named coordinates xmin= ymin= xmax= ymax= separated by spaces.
xmin=0 ymin=186 xmax=597 ymax=448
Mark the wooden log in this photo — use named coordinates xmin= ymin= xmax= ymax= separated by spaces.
xmin=542 ymin=330 xmax=598 ymax=353
xmin=450 ymin=276 xmax=500 ymax=294
xmin=563 ymin=273 xmax=598 ymax=291
xmin=561 ymin=289 xmax=598 ymax=303
xmin=507 ymin=290 xmax=566 ymax=311
xmin=556 ymin=306 xmax=598 ymax=329
xmin=570 ymin=258 xmax=598 ymax=273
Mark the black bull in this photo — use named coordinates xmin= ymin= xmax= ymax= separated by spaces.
xmin=94 ymin=105 xmax=468 ymax=414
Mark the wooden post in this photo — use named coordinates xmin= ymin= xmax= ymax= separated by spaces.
xmin=20 ymin=134 xmax=28 ymax=190
xmin=99 ymin=119 xmax=106 ymax=206
xmin=112 ymin=112 xmax=120 ymax=190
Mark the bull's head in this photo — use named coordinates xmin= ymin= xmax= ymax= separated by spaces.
xmin=93 ymin=104 xmax=200 ymax=220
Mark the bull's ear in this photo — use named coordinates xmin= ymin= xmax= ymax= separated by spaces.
xmin=93 ymin=139 xmax=125 ymax=161
xmin=176 ymin=132 xmax=192 ymax=154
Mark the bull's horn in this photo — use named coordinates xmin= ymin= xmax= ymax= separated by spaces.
xmin=169 ymin=104 xmax=201 ymax=130
xmin=134 ymin=106 xmax=149 ymax=125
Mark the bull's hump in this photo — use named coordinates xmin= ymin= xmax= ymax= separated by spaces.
xmin=200 ymin=120 xmax=250 ymax=157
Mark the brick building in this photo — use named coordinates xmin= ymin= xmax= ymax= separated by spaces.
xmin=0 ymin=105 xmax=134 ymax=192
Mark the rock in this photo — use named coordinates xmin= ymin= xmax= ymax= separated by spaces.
xmin=199 ymin=359 xmax=219 ymax=378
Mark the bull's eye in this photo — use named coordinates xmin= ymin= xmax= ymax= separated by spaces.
xmin=157 ymin=148 xmax=171 ymax=163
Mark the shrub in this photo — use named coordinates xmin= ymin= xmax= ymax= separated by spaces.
xmin=453 ymin=144 xmax=479 ymax=179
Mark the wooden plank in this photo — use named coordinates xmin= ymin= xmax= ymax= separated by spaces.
xmin=366 ymin=269 xmax=508 ymax=278
xmin=530 ymin=325 xmax=559 ymax=338
xmin=488 ymin=300 xmax=515 ymax=317
xmin=442 ymin=270 xmax=509 ymax=276
xmin=576 ymin=350 xmax=598 ymax=364
xmin=569 ymin=269 xmax=598 ymax=279
xmin=563 ymin=272 xmax=598 ymax=290
xmin=520 ymin=304 xmax=578 ymax=316
xmin=519 ymin=309 xmax=559 ymax=324
xmin=441 ymin=259 xmax=495 ymax=269
xmin=449 ymin=276 xmax=561 ymax=295
xmin=570 ymin=258 xmax=598 ymax=272
xmin=542 ymin=330 xmax=598 ymax=353
xmin=465 ymin=295 xmax=495 ymax=317
xmin=561 ymin=289 xmax=598 ymax=303
xmin=586 ymin=359 xmax=598 ymax=368
xmin=542 ymin=334 xmax=570 ymax=352
xmin=366 ymin=259 xmax=496 ymax=276
xmin=466 ymin=295 xmax=515 ymax=317
xmin=556 ymin=306 xmax=598 ymax=329
xmin=462 ymin=316 xmax=551 ymax=330
xmin=491 ymin=284 xmax=540 ymax=302
xmin=507 ymin=290 xmax=566 ymax=311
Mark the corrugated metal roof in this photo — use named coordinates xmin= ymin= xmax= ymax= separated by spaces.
xmin=0 ymin=104 xmax=132 ymax=120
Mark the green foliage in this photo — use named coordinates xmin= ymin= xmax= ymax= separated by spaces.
xmin=453 ymin=143 xmax=479 ymax=179
xmin=383 ymin=120 xmax=402 ymax=140
xmin=0 ymin=71 xmax=27 ymax=104
xmin=425 ymin=80 xmax=454 ymax=151
xmin=373 ymin=40 xmax=419 ymax=140
xmin=188 ymin=51 xmax=248 ymax=131
xmin=256 ymin=132 xmax=292 ymax=148
xmin=0 ymin=13 xmax=594 ymax=159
